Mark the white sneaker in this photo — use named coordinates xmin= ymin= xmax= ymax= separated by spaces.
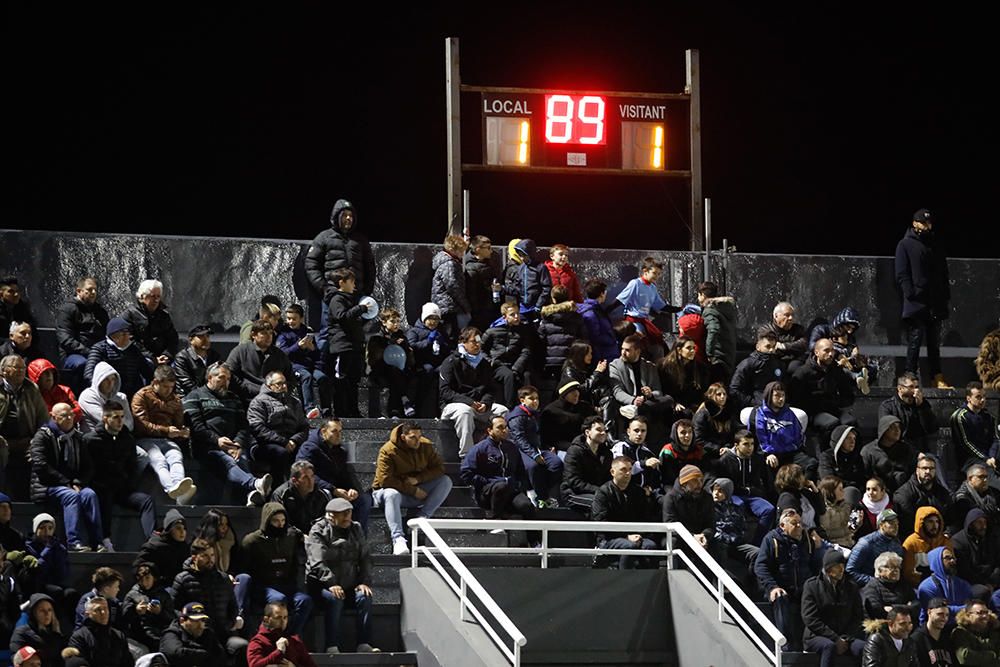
xmin=247 ymin=489 xmax=264 ymax=506
xmin=255 ymin=473 xmax=272 ymax=498
xmin=619 ymin=404 xmax=638 ymax=420
xmin=392 ymin=537 xmax=410 ymax=556
xmin=176 ymin=485 xmax=198 ymax=506
xmin=856 ymin=368 xmax=871 ymax=395
xmin=167 ymin=477 xmax=194 ymax=499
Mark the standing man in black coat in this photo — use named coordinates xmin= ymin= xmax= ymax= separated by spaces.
xmin=895 ymin=208 xmax=951 ymax=388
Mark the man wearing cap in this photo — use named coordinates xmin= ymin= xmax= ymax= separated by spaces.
xmin=172 ymin=324 xmax=220 ymax=398
xmin=507 ymin=385 xmax=563 ymax=507
xmin=65 ymin=595 xmax=133 ymax=666
xmin=460 ymin=415 xmax=536 ymax=520
xmin=11 ymin=645 xmax=41 ymax=667
xmin=895 ymin=208 xmax=951 ymax=388
xmin=84 ymin=317 xmax=153 ymax=399
xmin=159 ymin=601 xmax=226 ymax=667
xmin=247 ymin=600 xmax=318 ymax=667
xmin=305 ymin=496 xmax=378 ymax=653
xmin=802 ymin=550 xmax=866 ymax=667
xmin=135 ymin=509 xmax=189 ymax=587
xmin=591 ymin=455 xmax=657 ymax=569
xmin=241 ymin=502 xmax=313 ymax=639
xmin=540 ymin=380 xmax=595 ymax=451
xmin=909 ymin=597 xmax=955 ymax=667
xmin=848 ymin=509 xmax=905 ymax=586
xmin=663 ymin=464 xmax=715 ymax=547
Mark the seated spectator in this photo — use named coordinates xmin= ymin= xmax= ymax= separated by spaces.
xmin=171 ymin=538 xmax=247 ymax=662
xmin=0 ymin=278 xmax=36 ymax=345
xmin=710 ymin=478 xmax=757 ymax=583
xmin=663 ymin=465 xmax=715 ymax=548
xmin=559 ymin=341 xmax=609 ymax=414
xmin=55 ymin=277 xmax=109 ymax=393
xmin=951 ymin=600 xmax=1000 ymax=663
xmin=893 ymin=453 xmax=952 ymax=540
xmin=9 ymin=593 xmax=67 ymax=667
xmin=507 ymin=386 xmax=563 ymax=507
xmin=134 ymin=510 xmax=189 ymax=589
xmin=121 ymin=562 xmax=174 ymax=655
xmin=817 ymin=476 xmax=856 ymax=549
xmin=194 ymin=510 xmax=245 ymax=587
xmin=714 ymin=430 xmax=775 ymax=542
xmin=226 ymin=320 xmax=295 ymax=408
xmin=406 ymin=303 xmax=453 ymax=418
xmin=276 ymin=303 xmax=327 ymax=418
xmin=539 ymin=381 xmax=595 ymax=453
xmin=248 ymin=371 xmax=309 ymax=485
xmin=22 ymin=517 xmax=77 ymax=608
xmin=365 ymin=307 xmax=416 ymax=418
xmin=305 ymin=497 xmax=378 ymax=653
xmin=431 ymin=234 xmax=471 ymax=337
xmin=950 ymin=382 xmax=999 ymax=477
xmin=591 ymin=456 xmax=657 ymax=569
xmin=741 ymin=381 xmax=816 ymax=479
xmin=27 ymin=359 xmax=82 ymax=424
xmin=808 ymin=307 xmax=877 ymax=393
xmin=84 ymin=318 xmax=152 ymax=399
xmin=295 ymin=419 xmax=371 ymax=529
xmin=910 ymin=598 xmax=956 ymax=667
xmin=818 ymin=425 xmax=866 ymax=492
xmin=371 ymin=422 xmax=453 ymax=556
xmin=611 ymin=416 xmax=664 ymax=505
xmin=759 ymin=301 xmax=808 ymax=363
xmin=861 ymin=416 xmax=914 ymax=494
xmin=29 ymin=404 xmax=101 ymax=552
xmin=861 ymin=605 xmax=918 ymax=666
xmin=272 ymin=461 xmax=333 ymax=535
xmin=774 ymin=463 xmax=825 ymax=531
xmin=502 ymin=238 xmax=552 ymax=322
xmin=790 ymin=338 xmax=858 ymax=447
xmin=122 ymin=279 xmax=179 ymax=365
xmin=74 ymin=567 xmax=123 ymax=630
xmin=171 ymin=324 xmax=220 ymax=398
xmin=1 ymin=354 xmax=48 ymax=490
xmin=85 ymin=401 xmax=157 ymax=552
xmin=901 ymin=507 xmax=951 ymax=589
xmin=917 ymin=546 xmax=978 ymax=624
xmin=975 ymin=328 xmax=1000 ymax=391
xmin=183 ymin=362 xmax=272 ymax=507
xmin=692 ymin=382 xmax=740 ymax=462
xmin=538 ymin=285 xmax=585 ymax=376
xmin=802 ymin=550 xmax=866 ymax=667
xmin=880 ymin=372 xmax=939 ymax=455
xmin=247 ymin=601 xmax=317 ymax=667
xmin=950 ymin=508 xmax=1000 ymax=590
xmin=847 ymin=509 xmax=904 ymax=586
xmin=0 ymin=492 xmax=24 ymax=552
xmin=0 ymin=322 xmax=44 ymax=363
xmin=482 ymin=303 xmax=539 ymax=408
xmin=728 ymin=330 xmax=787 ymax=410
xmin=614 ymin=257 xmax=678 ymax=350
xmin=79 ymin=361 xmax=133 ymax=432
xmin=860 ymin=552 xmax=917 ymax=622
xmin=131 ymin=366 xmax=194 ymax=503
xmin=949 ymin=465 xmax=1000 ymax=536
xmin=753 ymin=508 xmax=823 ymax=651
xmin=658 ymin=419 xmax=704 ymax=487
xmin=159 ymin=601 xmax=226 ymax=667
xmin=241 ymin=503 xmax=313 ymax=638
xmin=464 ymin=235 xmax=500 ymax=331
xmin=657 ymin=336 xmax=710 ymax=417
xmin=561 ymin=416 xmax=613 ymax=514
xmin=239 ymin=297 xmax=281 ymax=345
xmin=439 ymin=327 xmax=509 ymax=457
xmin=849 ymin=477 xmax=895 ymax=541
xmin=696 ymin=281 xmax=737 ymax=381
xmin=544 ymin=244 xmax=582 ymax=303
xmin=461 ymin=416 xmax=536 ymax=520
xmin=610 ymin=335 xmax=673 ymax=438
xmin=577 ymin=279 xmax=617 ymax=364
xmin=325 ymin=268 xmax=373 ymax=418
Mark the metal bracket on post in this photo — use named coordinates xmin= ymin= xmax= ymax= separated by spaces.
xmin=686 ymin=49 xmax=704 ymax=251
xmin=446 ymin=37 xmax=462 ymax=237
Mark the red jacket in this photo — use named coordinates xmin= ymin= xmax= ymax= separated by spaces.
xmin=544 ymin=260 xmax=583 ymax=303
xmin=677 ymin=312 xmax=707 ymax=364
xmin=26 ymin=357 xmax=83 ymax=423
xmin=247 ymin=624 xmax=318 ymax=667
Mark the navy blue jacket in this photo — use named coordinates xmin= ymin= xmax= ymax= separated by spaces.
xmin=753 ymin=527 xmax=823 ymax=597
xmin=895 ymin=227 xmax=950 ymax=320
xmin=295 ymin=428 xmax=363 ymax=494
xmin=577 ymin=298 xmax=617 ymax=363
xmin=460 ymin=436 xmax=528 ymax=498
xmin=84 ymin=340 xmax=153 ymax=398
xmin=506 ymin=404 xmax=542 ymax=459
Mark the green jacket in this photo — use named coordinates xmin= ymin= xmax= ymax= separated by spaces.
xmin=0 ymin=379 xmax=48 ymax=440
xmin=702 ymin=296 xmax=738 ymax=375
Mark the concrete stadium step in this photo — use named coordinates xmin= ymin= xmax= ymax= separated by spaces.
xmin=351 ymin=462 xmax=476 ymax=507
xmin=309 ymin=654 xmax=417 ymax=666
xmin=328 ymin=417 xmax=460 ymax=462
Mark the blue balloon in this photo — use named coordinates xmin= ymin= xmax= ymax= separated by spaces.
xmin=383 ymin=344 xmax=406 ymax=371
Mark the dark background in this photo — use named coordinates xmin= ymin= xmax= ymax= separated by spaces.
xmin=4 ymin=3 xmax=996 ymax=258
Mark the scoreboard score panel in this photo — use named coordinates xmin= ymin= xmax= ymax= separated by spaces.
xmin=480 ymin=91 xmax=672 ymax=171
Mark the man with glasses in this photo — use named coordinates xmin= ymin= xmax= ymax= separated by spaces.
xmin=860 ymin=552 xmax=918 ymax=622
xmin=917 ymin=546 xmax=980 ymax=624
xmin=952 ymin=599 xmax=1000 ymax=662
xmin=893 ymin=453 xmax=952 ymax=540
xmin=880 ymin=372 xmax=939 ymax=454
xmin=248 ymin=371 xmax=309 ymax=487
xmin=949 ymin=465 xmax=1000 ymax=535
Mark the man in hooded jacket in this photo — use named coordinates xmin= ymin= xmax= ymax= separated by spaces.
xmin=501 ymin=239 xmax=552 ymax=320
xmin=861 ymin=415 xmax=915 ymax=494
xmin=917 ymin=546 xmax=979 ymax=624
xmin=901 ymin=506 xmax=952 ymax=589
xmin=950 ymin=508 xmax=1000 ymax=590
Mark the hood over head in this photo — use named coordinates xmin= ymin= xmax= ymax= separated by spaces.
xmin=259 ymin=501 xmax=287 ymax=531
xmin=27 ymin=357 xmax=58 ymax=384
xmin=22 ymin=593 xmax=55 ymax=618
xmin=762 ymin=381 xmax=786 ymax=409
xmin=507 ymin=239 xmax=523 ymax=264
xmin=964 ymin=507 xmax=987 ymax=532
xmin=513 ymin=239 xmax=538 ymax=264
xmin=162 ymin=508 xmax=186 ymax=533
xmin=914 ymin=506 xmax=944 ymax=536
xmin=90 ymin=361 xmax=122 ymax=396
xmin=712 ymin=477 xmax=734 ymax=500
xmin=329 ymin=199 xmax=356 ymax=232
xmin=832 ymin=307 xmax=862 ymax=331
xmin=926 ymin=545 xmax=952 ymax=580
xmin=830 ymin=425 xmax=855 ymax=458
xmin=877 ymin=415 xmax=901 ymax=441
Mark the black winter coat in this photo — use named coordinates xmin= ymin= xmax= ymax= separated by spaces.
xmin=560 ymin=439 xmax=613 ymax=500
xmin=758 ymin=321 xmax=809 ymax=362
xmin=464 ymin=251 xmax=499 ymax=329
xmin=817 ymin=446 xmax=867 ymax=491
xmin=790 ymin=356 xmax=855 ymax=417
xmin=438 ymin=352 xmax=495 ymax=409
xmin=950 ymin=524 xmax=1000 ymax=588
xmin=171 ymin=346 xmax=221 ymax=397
xmin=860 ymin=577 xmax=918 ymax=621
xmin=122 ymin=581 xmax=175 ymax=648
xmin=134 ymin=529 xmax=190 ymax=587
xmin=728 ymin=351 xmax=787 ymax=409
xmin=591 ymin=480 xmax=655 ymax=541
xmin=325 ymin=289 xmax=367 ymax=355
xmin=891 ymin=478 xmax=952 ymax=541
xmin=539 ymin=398 xmax=594 ymax=450
xmin=295 ymin=428 xmax=364 ymax=495
xmin=84 ymin=340 xmax=152 ymax=398
xmin=85 ymin=426 xmax=140 ymax=493
xmin=482 ymin=323 xmax=536 ymax=374
xmin=159 ymin=620 xmax=226 ymax=667
xmin=878 ymin=395 xmax=939 ymax=446
xmin=171 ymin=560 xmax=238 ymax=635
xmin=662 ymin=485 xmax=715 ymax=540
xmin=305 ymin=199 xmax=376 ymax=297
xmin=9 ymin=621 xmax=66 ymax=667
xmin=895 ymin=227 xmax=950 ymax=320
xmin=121 ymin=301 xmax=179 ymax=361
xmin=406 ymin=321 xmax=453 ymax=370
xmin=559 ymin=361 xmax=609 ymax=407
xmin=537 ymin=302 xmax=585 ymax=371
xmin=715 ymin=451 xmax=771 ymax=499
xmin=861 ymin=439 xmax=915 ymax=493
xmin=692 ymin=400 xmax=740 ymax=458
xmin=67 ymin=618 xmax=134 ymax=666
xmin=272 ymin=481 xmax=332 ymax=534
xmin=801 ymin=573 xmax=865 ymax=643
xmin=55 ymin=299 xmax=109 ymax=360
xmin=29 ymin=424 xmax=93 ymax=503
xmin=224 ymin=342 xmax=295 ymax=403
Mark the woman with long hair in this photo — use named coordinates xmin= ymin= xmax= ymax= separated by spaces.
xmin=559 ymin=340 xmax=609 ymax=408
xmin=692 ymin=382 xmax=740 ymax=461
xmin=774 ymin=463 xmax=825 ymax=531
xmin=657 ymin=336 xmax=709 ymax=416
xmin=817 ymin=475 xmax=857 ymax=548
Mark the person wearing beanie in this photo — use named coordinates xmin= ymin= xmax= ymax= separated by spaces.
xmin=560 ymin=416 xmax=614 ymax=515
xmin=10 ymin=593 xmax=67 ymax=667
xmin=860 ymin=415 xmax=915 ymax=494
xmin=590 ymin=455 xmax=657 ymax=570
xmin=84 ymin=317 xmax=153 ymax=399
xmin=910 ymin=598 xmax=956 ymax=666
xmin=134 ymin=510 xmax=189 ymax=587
xmin=950 ymin=508 xmax=1000 ymax=590
xmin=710 ymin=477 xmax=758 ymax=586
xmin=801 ymin=549 xmax=865 ymax=667
xmin=847 ymin=509 xmax=905 ymax=586
xmin=818 ymin=425 xmax=867 ymax=492
xmin=900 ymin=506 xmax=952 ymax=590
xmin=405 ymin=302 xmax=453 ymax=417
xmin=539 ymin=379 xmax=595 ymax=454
xmin=663 ymin=464 xmax=715 ymax=547
xmin=916 ymin=546 xmax=979 ymax=625
xmin=892 ymin=452 xmax=952 ymax=542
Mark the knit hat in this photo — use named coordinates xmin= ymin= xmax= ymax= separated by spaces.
xmin=325 ymin=497 xmax=353 ymax=513
xmin=12 ymin=646 xmax=38 ymax=666
xmin=678 ymin=465 xmax=703 ymax=486
xmin=106 ymin=317 xmax=130 ymax=336
xmin=557 ymin=380 xmax=581 ymax=397
xmin=822 ymin=549 xmax=846 ymax=571
xmin=32 ymin=512 xmax=55 ymax=533
xmin=421 ymin=303 xmax=442 ymax=322
xmin=711 ymin=478 xmax=734 ymax=500
xmin=877 ymin=509 xmax=898 ymax=525
xmin=0 ymin=491 xmax=11 ymax=506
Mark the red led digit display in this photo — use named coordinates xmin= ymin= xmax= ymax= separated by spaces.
xmin=544 ymin=94 xmax=607 ymax=145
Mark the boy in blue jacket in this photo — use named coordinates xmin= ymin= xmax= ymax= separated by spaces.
xmin=506 ymin=386 xmax=563 ymax=508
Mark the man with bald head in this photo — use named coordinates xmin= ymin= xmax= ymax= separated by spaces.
xmin=790 ymin=338 xmax=858 ymax=448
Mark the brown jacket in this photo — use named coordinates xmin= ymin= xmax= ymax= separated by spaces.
xmin=0 ymin=378 xmax=48 ymax=440
xmin=130 ymin=384 xmax=184 ymax=437
xmin=372 ymin=423 xmax=445 ymax=496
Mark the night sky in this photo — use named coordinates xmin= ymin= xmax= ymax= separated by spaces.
xmin=4 ymin=4 xmax=997 ymax=259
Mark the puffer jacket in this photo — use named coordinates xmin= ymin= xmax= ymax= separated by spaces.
xmin=860 ymin=416 xmax=914 ymax=492
xmin=85 ymin=425 xmax=141 ymax=493
xmin=247 ymin=385 xmax=309 ymax=448
xmin=860 ymin=577 xmax=918 ymax=621
xmin=305 ymin=517 xmax=372 ymax=591
xmin=304 ymin=199 xmax=376 ymax=297
xmin=702 ymin=296 xmax=738 ymax=374
xmin=130 ymin=383 xmax=184 ymax=437
xmin=862 ymin=623 xmax=918 ymax=667
xmin=159 ymin=619 xmax=226 ymax=667
xmin=29 ymin=420 xmax=93 ymax=502
xmin=790 ymin=354 xmax=856 ymax=417
xmin=677 ymin=311 xmax=707 ymax=363
xmin=27 ymin=358 xmax=83 ymax=422
xmin=325 ymin=289 xmax=367 ymax=355
xmin=482 ymin=321 xmax=536 ymax=374
xmin=171 ymin=557 xmax=238 ymax=634
xmin=78 ymin=361 xmax=134 ymax=432
xmin=84 ymin=338 xmax=152 ymax=398
xmin=55 ymin=297 xmax=109 ymax=360
xmin=801 ymin=571 xmax=865 ymax=644
xmin=225 ymin=341 xmax=295 ymax=402
xmin=537 ymin=301 xmax=585 ymax=371
xmin=728 ymin=350 xmax=787 ymax=409
xmin=577 ymin=298 xmax=617 ymax=363
xmin=847 ymin=529 xmax=904 ymax=586
xmin=431 ymin=250 xmax=470 ymax=316
xmin=242 ymin=502 xmax=302 ymax=588
xmin=663 ymin=482 xmax=715 ymax=540
xmin=406 ymin=320 xmax=454 ymax=370
xmin=134 ymin=509 xmax=189 ymax=585
xmin=952 ymin=606 xmax=1000 ymax=664
xmin=559 ymin=361 xmax=609 ymax=407
xmin=23 ymin=537 xmax=69 ymax=592
xmin=121 ymin=300 xmax=179 ymax=361
xmin=9 ymin=593 xmax=67 ymax=667
xmin=502 ymin=239 xmax=552 ymax=313
xmin=560 ymin=437 xmax=613 ymax=499
xmin=372 ymin=424 xmax=446 ymax=496
xmin=464 ymin=250 xmax=499 ymax=329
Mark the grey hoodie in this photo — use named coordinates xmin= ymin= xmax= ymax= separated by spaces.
xmin=78 ymin=361 xmax=134 ymax=432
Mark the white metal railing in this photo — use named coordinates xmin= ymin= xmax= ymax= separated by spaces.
xmin=408 ymin=517 xmax=786 ymax=667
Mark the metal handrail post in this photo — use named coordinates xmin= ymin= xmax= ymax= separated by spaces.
xmin=541 ymin=529 xmax=549 ymax=569
xmin=460 ymin=578 xmax=468 ymax=622
xmin=666 ymin=528 xmax=675 ymax=569
xmin=411 ymin=524 xmax=419 ymax=569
